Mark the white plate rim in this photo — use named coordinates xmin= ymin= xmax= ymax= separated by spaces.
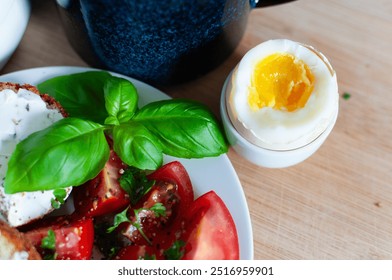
xmin=0 ymin=66 xmax=254 ymax=260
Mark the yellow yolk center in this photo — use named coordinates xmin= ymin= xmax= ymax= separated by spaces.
xmin=248 ymin=53 xmax=315 ymax=112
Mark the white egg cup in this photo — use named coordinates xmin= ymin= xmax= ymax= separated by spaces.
xmin=220 ymin=74 xmax=338 ymax=168
xmin=0 ymin=0 xmax=31 ymax=70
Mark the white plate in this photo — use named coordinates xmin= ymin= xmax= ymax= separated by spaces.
xmin=0 ymin=66 xmax=253 ymax=260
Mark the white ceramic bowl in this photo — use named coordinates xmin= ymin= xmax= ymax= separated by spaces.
xmin=0 ymin=0 xmax=31 ymax=70
xmin=220 ymin=73 xmax=338 ymax=168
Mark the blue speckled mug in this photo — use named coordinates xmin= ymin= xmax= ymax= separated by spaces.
xmin=56 ymin=0 xmax=295 ymax=85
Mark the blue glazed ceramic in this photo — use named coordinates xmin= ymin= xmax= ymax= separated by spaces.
xmin=56 ymin=0 xmax=295 ymax=85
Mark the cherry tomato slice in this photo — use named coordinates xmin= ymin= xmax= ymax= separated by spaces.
xmin=120 ymin=161 xmax=194 ymax=247
xmin=147 ymin=161 xmax=194 ymax=216
xmin=24 ymin=216 xmax=94 ymax=260
xmin=73 ymin=148 xmax=130 ymax=217
xmin=121 ymin=181 xmax=180 ymax=246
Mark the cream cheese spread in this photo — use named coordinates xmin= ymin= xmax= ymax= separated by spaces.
xmin=0 ymin=88 xmax=71 ymax=227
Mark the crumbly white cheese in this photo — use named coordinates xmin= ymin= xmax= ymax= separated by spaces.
xmin=0 ymin=88 xmax=71 ymax=227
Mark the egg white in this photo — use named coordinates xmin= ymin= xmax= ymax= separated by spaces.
xmin=228 ymin=39 xmax=339 ymax=150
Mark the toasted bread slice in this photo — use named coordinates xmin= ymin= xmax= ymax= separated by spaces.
xmin=0 ymin=82 xmax=72 ymax=227
xmin=0 ymin=82 xmax=68 ymax=117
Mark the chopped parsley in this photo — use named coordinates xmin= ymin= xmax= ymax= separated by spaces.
xmin=51 ymin=188 xmax=67 ymax=209
xmin=41 ymin=229 xmax=57 ymax=260
xmin=107 ymin=203 xmax=167 ymax=245
xmin=106 ymin=207 xmax=131 ymax=233
xmin=342 ymin=92 xmax=351 ymax=100
xmin=149 ymin=202 xmax=166 ymax=217
xmin=140 ymin=253 xmax=156 ymax=260
xmin=108 ymin=247 xmax=121 ymax=259
xmin=119 ymin=167 xmax=155 ymax=205
xmin=164 ymin=240 xmax=186 ymax=260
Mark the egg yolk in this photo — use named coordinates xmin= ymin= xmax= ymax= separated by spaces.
xmin=248 ymin=52 xmax=315 ymax=112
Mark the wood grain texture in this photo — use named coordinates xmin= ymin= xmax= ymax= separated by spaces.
xmin=1 ymin=0 xmax=392 ymax=259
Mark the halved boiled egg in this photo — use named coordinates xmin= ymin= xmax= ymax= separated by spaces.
xmin=226 ymin=39 xmax=338 ymax=151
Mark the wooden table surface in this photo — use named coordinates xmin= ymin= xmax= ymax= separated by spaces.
xmin=2 ymin=0 xmax=392 ymax=260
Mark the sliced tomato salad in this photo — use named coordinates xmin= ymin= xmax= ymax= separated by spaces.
xmin=21 ymin=150 xmax=239 ymax=260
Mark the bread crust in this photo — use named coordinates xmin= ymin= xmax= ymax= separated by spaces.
xmin=0 ymin=82 xmax=68 ymax=117
xmin=0 ymin=220 xmax=41 ymax=260
xmin=0 ymin=82 xmax=68 ymax=259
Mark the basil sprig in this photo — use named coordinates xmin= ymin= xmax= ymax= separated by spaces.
xmin=4 ymin=71 xmax=227 ymax=194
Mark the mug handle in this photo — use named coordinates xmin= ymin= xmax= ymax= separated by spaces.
xmin=253 ymin=0 xmax=297 ymax=8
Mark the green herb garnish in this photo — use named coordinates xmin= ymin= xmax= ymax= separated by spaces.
xmin=107 ymin=203 xmax=167 ymax=245
xmin=164 ymin=240 xmax=186 ymax=260
xmin=108 ymin=247 xmax=120 ymax=259
xmin=141 ymin=253 xmax=157 ymax=260
xmin=106 ymin=207 xmax=131 ymax=234
xmin=149 ymin=202 xmax=166 ymax=217
xmin=119 ymin=167 xmax=155 ymax=205
xmin=342 ymin=92 xmax=351 ymax=100
xmin=131 ymin=208 xmax=152 ymax=245
xmin=50 ymin=188 xmax=68 ymax=209
xmin=41 ymin=229 xmax=56 ymax=250
xmin=41 ymin=229 xmax=57 ymax=260
xmin=4 ymin=71 xmax=228 ymax=194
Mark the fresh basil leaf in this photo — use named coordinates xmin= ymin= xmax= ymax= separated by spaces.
xmin=113 ymin=123 xmax=163 ymax=170
xmin=104 ymin=76 xmax=138 ymax=125
xmin=38 ymin=71 xmax=111 ymax=124
xmin=133 ymin=99 xmax=228 ymax=158
xmin=4 ymin=118 xmax=109 ymax=194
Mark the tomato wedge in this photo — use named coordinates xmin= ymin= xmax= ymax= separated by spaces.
xmin=73 ymin=148 xmax=130 ymax=217
xmin=23 ymin=216 xmax=94 ymax=260
xmin=121 ymin=181 xmax=181 ymax=246
xmin=181 ymin=191 xmax=239 ymax=260
xmin=120 ymin=161 xmax=194 ymax=246
xmin=147 ymin=161 xmax=194 ymax=216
